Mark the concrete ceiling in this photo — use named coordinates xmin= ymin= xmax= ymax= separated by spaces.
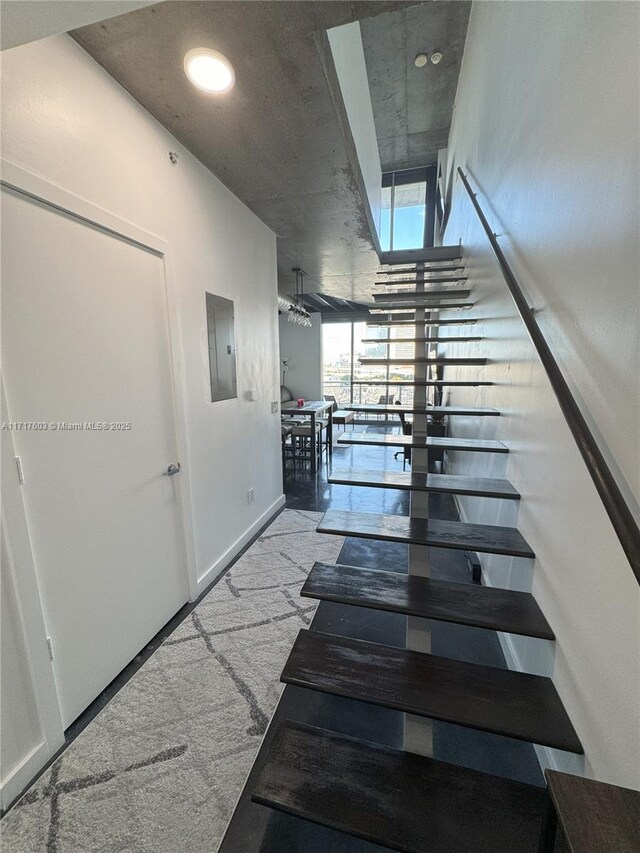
xmin=71 ymin=0 xmax=416 ymax=304
xmin=361 ymin=1 xmax=470 ymax=172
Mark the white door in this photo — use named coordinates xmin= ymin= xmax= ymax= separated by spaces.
xmin=1 ymin=186 xmax=189 ymax=727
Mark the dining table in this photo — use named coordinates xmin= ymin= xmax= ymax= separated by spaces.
xmin=281 ymin=399 xmax=333 ymax=473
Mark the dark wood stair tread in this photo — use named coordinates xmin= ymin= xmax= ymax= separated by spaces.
xmin=303 ymin=562 xmax=552 ymax=639
xmin=377 ymin=264 xmax=464 ymax=274
xmin=351 ymin=379 xmax=493 ymax=386
xmin=373 ymin=288 xmax=471 ymax=301
xmin=545 ymin=769 xmax=640 ymax=853
xmin=358 ymin=356 xmax=488 ymax=365
xmin=380 ymin=246 xmax=463 ymax=264
xmin=317 ymin=509 xmax=534 ymax=558
xmin=368 ymin=317 xmax=478 ymax=326
xmin=361 ymin=336 xmax=483 ymax=342
xmin=328 ymin=468 xmax=520 ymax=499
xmin=337 ymin=432 xmax=508 ymax=453
xmin=374 ymin=276 xmax=468 ymax=285
xmin=252 ymin=721 xmax=548 ymax=853
xmin=370 ymin=302 xmax=474 ymax=311
xmin=282 ymin=631 xmax=582 ymax=753
xmin=345 ymin=403 xmax=499 ymax=416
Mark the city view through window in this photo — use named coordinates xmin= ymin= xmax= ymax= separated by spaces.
xmin=322 ymin=322 xmax=419 ymax=408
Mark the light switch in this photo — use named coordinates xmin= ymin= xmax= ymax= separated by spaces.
xmin=271 ymin=401 xmax=279 ymax=414
xmin=249 ymin=388 xmax=258 ymax=401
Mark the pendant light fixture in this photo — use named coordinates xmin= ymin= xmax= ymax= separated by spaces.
xmin=288 ymin=267 xmax=312 ymax=327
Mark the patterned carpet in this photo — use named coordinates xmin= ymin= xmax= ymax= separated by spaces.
xmin=2 ymin=509 xmax=344 ymax=853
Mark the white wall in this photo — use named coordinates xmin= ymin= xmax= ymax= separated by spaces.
xmin=328 ymin=22 xmax=382 ymax=235
xmin=446 ymin=0 xmax=640 ymax=511
xmin=0 ymin=0 xmax=159 ymax=51
xmin=278 ymin=313 xmax=323 ymax=400
xmin=439 ymin=1 xmax=640 ymax=787
xmin=1 ymin=33 xmax=282 ymax=803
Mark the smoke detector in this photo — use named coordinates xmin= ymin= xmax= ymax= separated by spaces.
xmin=431 ymin=52 xmax=443 ymax=65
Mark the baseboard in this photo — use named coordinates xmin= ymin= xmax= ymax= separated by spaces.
xmin=195 ymin=494 xmax=286 ymax=597
xmin=1 ymin=740 xmax=50 ymax=813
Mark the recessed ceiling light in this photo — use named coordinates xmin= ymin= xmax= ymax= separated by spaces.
xmin=414 ymin=53 xmax=428 ymax=68
xmin=184 ymin=48 xmax=235 ymax=94
xmin=431 ymin=51 xmax=443 ymax=65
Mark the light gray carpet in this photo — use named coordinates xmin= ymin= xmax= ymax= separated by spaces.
xmin=2 ymin=509 xmax=344 ymax=853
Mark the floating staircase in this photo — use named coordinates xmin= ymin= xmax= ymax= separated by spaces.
xmin=352 ymin=379 xmax=493 ymax=386
xmin=317 ymin=509 xmax=534 ymax=557
xmin=361 ymin=335 xmax=482 ymax=342
xmin=252 ymin=721 xmax=549 ymax=853
xmin=344 ymin=403 xmax=499 ymax=416
xmin=376 ymin=264 xmax=464 ymax=274
xmin=372 ymin=288 xmax=470 ymax=300
xmin=370 ymin=301 xmax=475 ymax=311
xmin=246 ymin=245 xmax=588 ymax=851
xmin=337 ymin=433 xmax=508 ymax=453
xmin=358 ymin=356 xmax=488 ymax=365
xmin=379 ymin=246 xmax=463 ymax=264
xmin=302 ymin=563 xmax=549 ymax=637
xmin=281 ymin=630 xmax=581 ymax=752
xmin=373 ymin=276 xmax=468 ymax=285
xmin=328 ymin=469 xmax=520 ymax=499
xmin=368 ymin=316 xmax=478 ymax=326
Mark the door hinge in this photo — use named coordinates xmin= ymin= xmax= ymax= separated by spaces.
xmin=15 ymin=455 xmax=25 ymax=484
xmin=46 ymin=637 xmax=54 ymax=661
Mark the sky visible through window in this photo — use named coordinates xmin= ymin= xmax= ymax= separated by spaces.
xmin=322 ymin=174 xmax=429 ymax=407
xmin=380 ymin=180 xmax=426 ymax=252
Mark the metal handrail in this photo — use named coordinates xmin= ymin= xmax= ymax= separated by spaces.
xmin=458 ymin=167 xmax=640 ymax=583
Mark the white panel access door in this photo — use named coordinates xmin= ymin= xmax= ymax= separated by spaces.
xmin=1 ymin=184 xmax=189 ymax=727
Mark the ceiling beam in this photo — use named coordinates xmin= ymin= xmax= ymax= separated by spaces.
xmin=305 ymin=292 xmax=334 ymax=311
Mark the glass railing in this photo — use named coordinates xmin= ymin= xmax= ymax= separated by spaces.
xmin=322 ymin=380 xmax=415 ymax=408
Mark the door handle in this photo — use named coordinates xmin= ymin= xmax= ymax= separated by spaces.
xmin=164 ymin=463 xmax=181 ymax=476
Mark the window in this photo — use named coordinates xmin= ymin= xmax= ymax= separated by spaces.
xmin=353 ymin=321 xmax=390 ymax=404
xmin=322 ymin=321 xmax=427 ymax=409
xmin=321 ymin=322 xmax=352 ymax=406
xmin=380 ymin=166 xmax=437 ymax=252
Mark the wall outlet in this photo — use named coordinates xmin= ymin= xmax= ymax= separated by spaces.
xmin=271 ymin=401 xmax=279 ymax=413
xmin=247 ymin=488 xmax=255 ymax=504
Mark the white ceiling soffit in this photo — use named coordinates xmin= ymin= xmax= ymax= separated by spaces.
xmin=327 ymin=21 xmax=383 ymax=250
xmin=0 ymin=0 xmax=161 ymax=51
